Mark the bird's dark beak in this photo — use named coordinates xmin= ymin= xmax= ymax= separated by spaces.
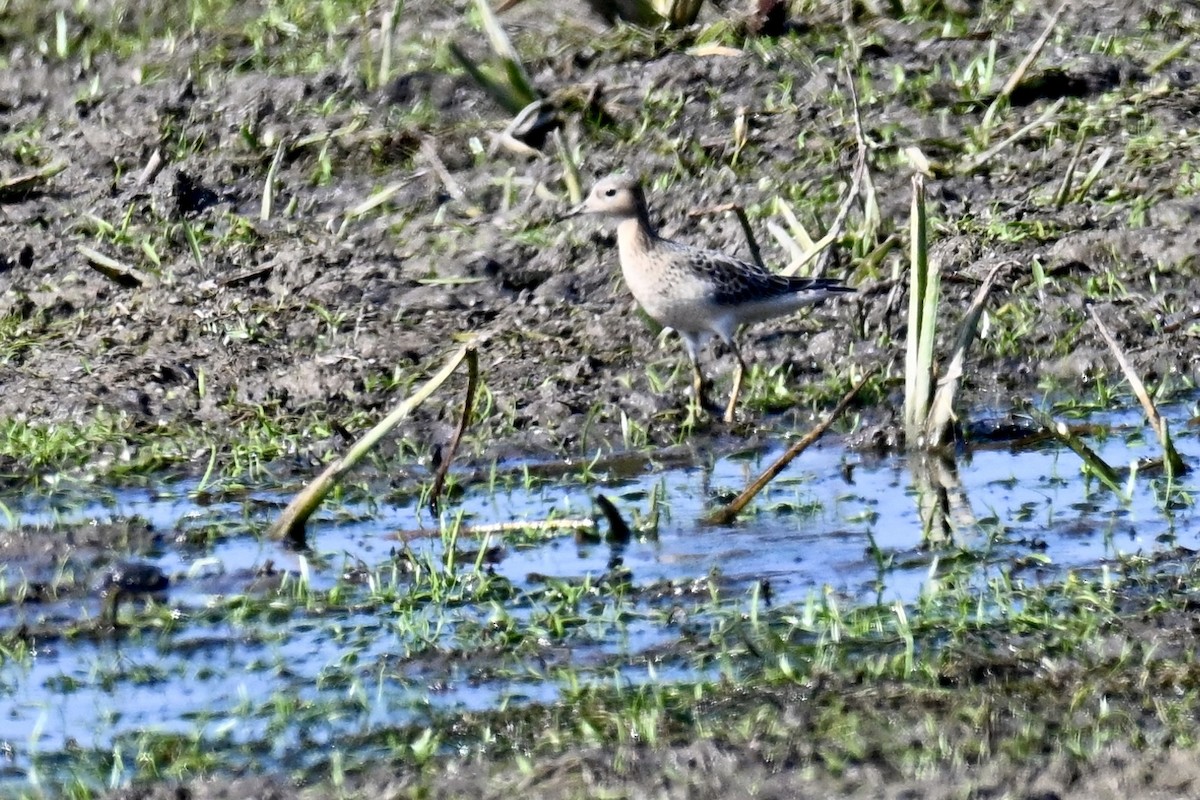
xmin=559 ymin=201 xmax=588 ymax=222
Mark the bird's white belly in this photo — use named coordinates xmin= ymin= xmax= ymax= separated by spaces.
xmin=621 ymin=263 xmax=714 ymax=333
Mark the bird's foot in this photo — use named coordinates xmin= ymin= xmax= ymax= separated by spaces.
xmin=681 ymin=393 xmax=722 ymax=430
xmin=695 ymin=392 xmax=724 ymax=418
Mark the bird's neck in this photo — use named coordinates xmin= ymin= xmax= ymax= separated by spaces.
xmin=616 ymin=214 xmax=656 ymax=258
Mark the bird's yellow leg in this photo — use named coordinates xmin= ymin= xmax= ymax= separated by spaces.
xmin=723 ymin=347 xmax=747 ymax=424
xmin=691 ymin=360 xmax=708 ymax=419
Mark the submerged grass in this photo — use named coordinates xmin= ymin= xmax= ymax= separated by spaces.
xmin=20 ymin=542 xmax=1200 ymax=797
xmin=2 ymin=399 xmax=1197 ymax=794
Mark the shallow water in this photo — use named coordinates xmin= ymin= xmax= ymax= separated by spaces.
xmin=1 ymin=404 xmax=1197 ymax=787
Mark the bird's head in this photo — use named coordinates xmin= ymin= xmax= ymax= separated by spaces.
xmin=570 ymin=174 xmax=648 ymax=221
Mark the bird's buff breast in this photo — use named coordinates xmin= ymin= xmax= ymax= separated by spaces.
xmin=618 ymin=257 xmax=714 ymax=332
xmin=615 ymin=225 xmax=714 ymax=332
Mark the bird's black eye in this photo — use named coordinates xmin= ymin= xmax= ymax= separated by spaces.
xmin=604 ymin=188 xmax=617 ymax=197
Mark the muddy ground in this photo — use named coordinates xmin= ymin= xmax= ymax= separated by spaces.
xmin=4 ymin=0 xmax=1200 ymax=796
xmin=3 ymin=0 xmax=1199 ymax=472
xmin=106 ymin=743 xmax=1200 ymax=800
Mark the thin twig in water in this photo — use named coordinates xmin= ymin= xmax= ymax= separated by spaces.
xmin=705 ymin=368 xmax=877 ymax=525
xmin=1088 ymin=306 xmax=1187 ymax=476
xmin=1025 ymin=404 xmax=1124 ymax=497
xmin=269 ymin=346 xmax=474 ymax=547
xmin=428 ymin=349 xmax=480 ymax=516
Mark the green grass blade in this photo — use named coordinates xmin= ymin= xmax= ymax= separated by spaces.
xmin=476 ymin=0 xmax=538 ymax=106
xmin=904 ymin=174 xmax=936 ymax=446
xmin=447 ymin=42 xmax=527 ymax=114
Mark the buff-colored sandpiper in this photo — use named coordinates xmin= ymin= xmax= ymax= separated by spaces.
xmin=576 ymin=174 xmax=852 ymax=422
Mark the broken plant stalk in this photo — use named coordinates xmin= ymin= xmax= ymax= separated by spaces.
xmin=269 ymin=346 xmax=476 ymax=547
xmin=1088 ymin=306 xmax=1187 ymax=478
xmin=1025 ymin=405 xmax=1125 ymax=498
xmin=922 ymin=260 xmax=1010 ymax=448
xmin=704 ymin=368 xmax=876 ymax=525
xmin=428 ymin=347 xmax=480 ymax=516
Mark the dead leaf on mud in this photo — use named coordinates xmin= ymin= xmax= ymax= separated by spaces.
xmin=686 ymin=44 xmax=744 ymax=57
xmin=77 ymin=245 xmax=153 ymax=288
xmin=0 ymin=160 xmax=67 ymax=200
xmin=217 ymin=261 xmax=277 ymax=288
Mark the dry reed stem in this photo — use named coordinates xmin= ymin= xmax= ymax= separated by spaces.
xmin=1088 ymin=306 xmax=1187 ymax=476
xmin=428 ymin=349 xmax=480 ymax=516
xmin=269 ymin=346 xmax=474 ymax=546
xmin=922 ymin=260 xmax=1010 ymax=448
xmin=704 ymin=368 xmax=876 ymax=525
